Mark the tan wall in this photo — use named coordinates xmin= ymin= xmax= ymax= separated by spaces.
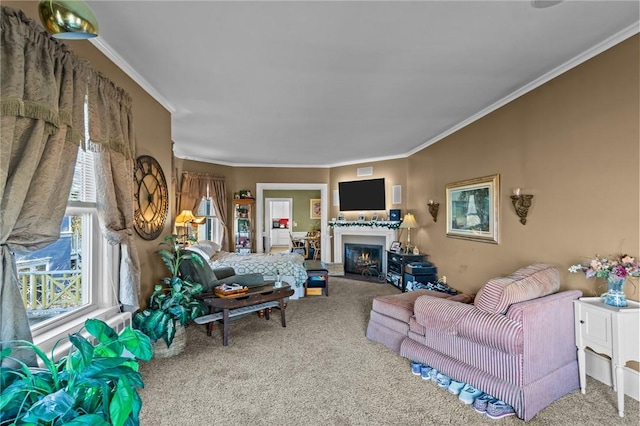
xmin=408 ymin=36 xmax=639 ymax=300
xmin=329 ymin=159 xmax=408 ymax=221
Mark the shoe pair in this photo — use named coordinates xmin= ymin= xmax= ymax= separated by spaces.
xmin=447 ymin=380 xmax=466 ymax=395
xmin=485 ymin=400 xmax=516 ymax=419
xmin=472 ymin=393 xmax=497 ymax=414
xmin=435 ymin=372 xmax=451 ymax=388
xmin=458 ymin=384 xmax=483 ymax=404
xmin=420 ymin=365 xmax=433 ymax=380
xmin=410 ymin=360 xmax=422 ymax=375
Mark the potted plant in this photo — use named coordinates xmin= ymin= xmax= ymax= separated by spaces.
xmin=0 ymin=318 xmax=152 ymax=426
xmin=133 ymin=235 xmax=207 ymax=357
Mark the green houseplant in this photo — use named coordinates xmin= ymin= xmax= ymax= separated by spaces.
xmin=133 ymin=235 xmax=206 ymax=352
xmin=0 ymin=318 xmax=152 ymax=426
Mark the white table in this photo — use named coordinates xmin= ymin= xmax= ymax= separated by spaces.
xmin=574 ymin=297 xmax=639 ymax=417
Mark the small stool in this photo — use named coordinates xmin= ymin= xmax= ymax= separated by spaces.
xmin=304 ymin=260 xmax=329 ymax=296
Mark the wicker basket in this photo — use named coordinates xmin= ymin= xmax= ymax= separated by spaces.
xmin=152 ymin=324 xmax=186 ymax=358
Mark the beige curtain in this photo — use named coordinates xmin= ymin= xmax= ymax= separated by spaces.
xmin=179 ymin=172 xmax=229 ymax=250
xmin=0 ymin=7 xmax=139 ymax=365
xmin=89 ymin=79 xmax=140 ymax=309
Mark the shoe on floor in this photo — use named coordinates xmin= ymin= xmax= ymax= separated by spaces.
xmin=428 ymin=368 xmax=439 ymax=382
xmin=447 ymin=380 xmax=466 ymax=395
xmin=485 ymin=400 xmax=516 ymax=419
xmin=473 ymin=393 xmax=498 ymax=414
xmin=411 ymin=361 xmax=422 ymax=375
xmin=420 ymin=365 xmax=433 ymax=380
xmin=459 ymin=384 xmax=483 ymax=404
xmin=436 ymin=372 xmax=451 ymax=388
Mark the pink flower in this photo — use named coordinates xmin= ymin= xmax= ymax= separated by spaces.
xmin=621 ymin=255 xmax=635 ymax=264
xmin=612 ymin=264 xmax=628 ymax=278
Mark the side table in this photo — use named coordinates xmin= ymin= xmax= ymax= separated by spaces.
xmin=574 ymin=297 xmax=639 ymax=417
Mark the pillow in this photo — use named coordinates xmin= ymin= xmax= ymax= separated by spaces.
xmin=474 ymin=263 xmax=560 ymax=315
xmin=195 ymin=240 xmax=220 ymax=257
xmin=185 ymin=245 xmax=211 ymax=262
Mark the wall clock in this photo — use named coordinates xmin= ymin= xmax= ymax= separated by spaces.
xmin=133 ymin=155 xmax=169 ymax=240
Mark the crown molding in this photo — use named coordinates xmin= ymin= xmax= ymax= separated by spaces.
xmin=408 ymin=21 xmax=640 ymax=156
xmin=89 ymin=37 xmax=175 ymax=113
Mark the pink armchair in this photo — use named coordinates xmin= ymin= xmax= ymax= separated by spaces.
xmin=400 ymin=264 xmax=582 ymax=421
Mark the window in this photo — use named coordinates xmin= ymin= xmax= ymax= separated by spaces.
xmin=195 ymin=196 xmax=222 ymax=244
xmin=15 ymin=147 xmax=117 ymax=333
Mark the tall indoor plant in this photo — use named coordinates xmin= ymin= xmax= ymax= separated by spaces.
xmin=133 ymin=235 xmax=206 ymax=356
xmin=0 ymin=318 xmax=152 ymax=426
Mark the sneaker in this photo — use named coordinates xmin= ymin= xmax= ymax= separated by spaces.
xmin=435 ymin=372 xmax=451 ymax=388
xmin=459 ymin=384 xmax=483 ymax=404
xmin=447 ymin=380 xmax=466 ymax=395
xmin=485 ymin=400 xmax=516 ymax=419
xmin=420 ymin=365 xmax=433 ymax=380
xmin=428 ymin=368 xmax=439 ymax=382
xmin=473 ymin=393 xmax=498 ymax=414
xmin=410 ymin=361 xmax=422 ymax=375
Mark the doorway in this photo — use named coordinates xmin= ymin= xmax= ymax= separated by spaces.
xmin=256 ymin=183 xmax=328 ymax=262
xmin=265 ymin=198 xmax=293 ymax=254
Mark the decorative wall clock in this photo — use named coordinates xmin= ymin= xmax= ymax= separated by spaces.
xmin=133 ymin=155 xmax=169 ymax=240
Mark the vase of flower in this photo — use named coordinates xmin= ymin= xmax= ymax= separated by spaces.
xmin=569 ymin=254 xmax=639 ymax=307
xmin=602 ymin=275 xmax=628 ymax=307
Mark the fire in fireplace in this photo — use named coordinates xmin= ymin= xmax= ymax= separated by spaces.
xmin=344 ymin=243 xmax=383 ymax=275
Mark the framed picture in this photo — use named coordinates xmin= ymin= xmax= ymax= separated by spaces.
xmin=357 ymin=213 xmax=365 ymax=221
xmin=310 ymin=199 xmax=321 ymax=219
xmin=446 ymin=174 xmax=499 ymax=244
xmin=371 ymin=213 xmax=378 ymax=221
xmin=390 ymin=241 xmax=402 ymax=252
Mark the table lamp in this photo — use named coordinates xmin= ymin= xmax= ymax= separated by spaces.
xmin=399 ymin=213 xmax=418 ymax=253
xmin=174 ymin=210 xmax=196 ymax=241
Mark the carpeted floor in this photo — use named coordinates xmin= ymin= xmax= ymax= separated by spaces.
xmin=138 ymin=277 xmax=639 ymax=425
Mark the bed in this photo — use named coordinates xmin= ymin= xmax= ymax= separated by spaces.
xmin=186 ymin=241 xmax=308 ymax=299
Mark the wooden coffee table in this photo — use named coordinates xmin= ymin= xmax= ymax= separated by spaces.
xmin=195 ymin=282 xmax=294 ymax=346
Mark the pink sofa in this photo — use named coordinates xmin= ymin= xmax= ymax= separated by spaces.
xmin=399 ymin=264 xmax=582 ymax=421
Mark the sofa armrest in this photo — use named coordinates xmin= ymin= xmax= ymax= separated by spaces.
xmin=505 ymin=290 xmax=582 ymax=383
xmin=214 ymin=273 xmax=265 ymax=287
xmin=211 ymin=267 xmax=236 ymax=280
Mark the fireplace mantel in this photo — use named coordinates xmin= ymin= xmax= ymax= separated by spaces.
xmin=332 ymin=226 xmax=397 ymax=265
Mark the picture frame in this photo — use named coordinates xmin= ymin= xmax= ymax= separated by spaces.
xmin=390 ymin=241 xmax=402 ymax=252
xmin=371 ymin=213 xmax=378 ymax=221
xmin=446 ymin=174 xmax=499 ymax=244
xmin=357 ymin=213 xmax=365 ymax=221
xmin=310 ymin=199 xmax=321 ymax=219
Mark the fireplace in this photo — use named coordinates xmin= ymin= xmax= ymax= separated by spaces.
xmin=345 ymin=243 xmax=383 ymax=275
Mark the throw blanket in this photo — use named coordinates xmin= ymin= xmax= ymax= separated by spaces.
xmin=208 ymin=251 xmax=308 ymax=288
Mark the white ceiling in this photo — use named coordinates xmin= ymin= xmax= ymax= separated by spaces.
xmin=87 ymin=1 xmax=639 ymax=168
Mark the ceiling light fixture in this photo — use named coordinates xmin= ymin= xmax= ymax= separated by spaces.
xmin=38 ymin=0 xmax=99 ymax=39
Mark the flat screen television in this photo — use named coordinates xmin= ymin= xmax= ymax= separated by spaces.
xmin=338 ymin=178 xmax=386 ymax=211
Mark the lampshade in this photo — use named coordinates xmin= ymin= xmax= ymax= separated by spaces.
xmin=174 ymin=210 xmax=196 ymax=226
xmin=399 ymin=213 xmax=418 ymax=229
xmin=38 ymin=0 xmax=99 ymax=39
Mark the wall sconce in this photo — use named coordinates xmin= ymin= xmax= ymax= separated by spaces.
xmin=510 ymin=189 xmax=534 ymax=225
xmin=427 ymin=200 xmax=439 ymax=222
